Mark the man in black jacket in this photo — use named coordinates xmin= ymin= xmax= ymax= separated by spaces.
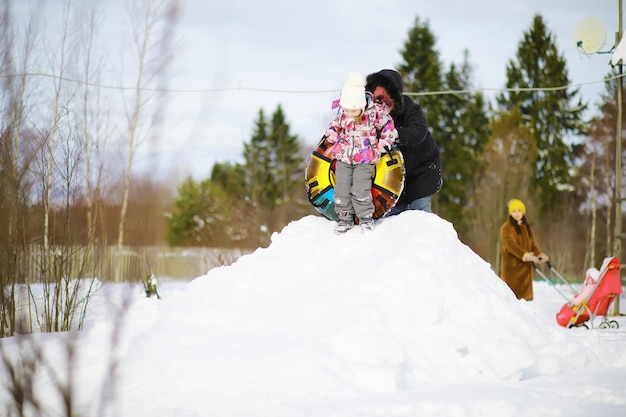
xmin=365 ymin=69 xmax=442 ymax=214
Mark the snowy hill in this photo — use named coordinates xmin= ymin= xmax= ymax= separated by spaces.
xmin=3 ymin=212 xmax=624 ymax=417
xmin=110 ymin=212 xmax=626 ymax=416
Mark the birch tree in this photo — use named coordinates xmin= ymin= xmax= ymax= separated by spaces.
xmin=42 ymin=0 xmax=74 ymax=253
xmin=116 ymin=0 xmax=178 ymax=255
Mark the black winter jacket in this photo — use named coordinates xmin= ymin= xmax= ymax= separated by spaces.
xmin=366 ymin=69 xmax=442 ymax=203
xmin=393 ymin=96 xmax=442 ymax=202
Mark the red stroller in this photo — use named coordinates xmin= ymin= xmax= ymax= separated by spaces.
xmin=536 ymin=257 xmax=622 ymax=329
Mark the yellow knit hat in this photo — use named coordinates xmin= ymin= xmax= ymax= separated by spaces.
xmin=508 ymin=199 xmax=526 ymax=215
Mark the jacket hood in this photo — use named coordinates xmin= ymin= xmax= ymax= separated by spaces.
xmin=379 ymin=69 xmax=403 ymax=93
xmin=365 ymin=69 xmax=405 ymax=113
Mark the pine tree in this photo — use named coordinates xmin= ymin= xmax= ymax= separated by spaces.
xmin=243 ymin=105 xmax=303 ymax=234
xmin=167 ymin=165 xmax=259 ymax=248
xmin=496 ymin=14 xmax=586 ymax=212
xmin=166 ymin=177 xmax=230 ymax=246
xmin=267 ymin=105 xmax=303 ymax=206
xmin=211 ymin=161 xmax=247 ymax=201
xmin=244 ymin=105 xmax=303 ymax=210
xmin=209 ymin=162 xmax=257 ymax=246
xmin=244 ymin=109 xmax=272 ymax=210
xmin=436 ymin=53 xmax=490 ymax=233
xmin=169 ymin=105 xmax=305 ymax=248
xmin=396 ymin=17 xmax=490 ymax=233
xmin=397 ymin=16 xmax=443 ymax=123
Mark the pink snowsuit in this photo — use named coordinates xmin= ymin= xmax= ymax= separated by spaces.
xmin=324 ymin=94 xmax=397 ymax=165
xmin=572 ymin=268 xmax=600 ymax=306
xmin=324 ymin=93 xmax=398 ymax=221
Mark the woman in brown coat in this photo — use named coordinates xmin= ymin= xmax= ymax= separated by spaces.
xmin=500 ymin=199 xmax=549 ymax=300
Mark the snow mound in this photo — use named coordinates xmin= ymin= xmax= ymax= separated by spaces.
xmin=182 ymin=213 xmax=545 ymax=382
xmin=106 ymin=212 xmax=626 ymax=416
xmin=129 ymin=214 xmax=553 ymax=385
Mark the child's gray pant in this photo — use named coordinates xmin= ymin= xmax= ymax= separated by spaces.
xmin=334 ymin=161 xmax=374 ymax=220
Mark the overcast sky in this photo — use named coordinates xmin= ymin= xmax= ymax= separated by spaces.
xmin=14 ymin=0 xmax=622 ymax=181
xmin=157 ymin=0 xmax=619 ymax=180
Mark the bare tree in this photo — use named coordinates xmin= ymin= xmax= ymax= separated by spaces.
xmin=115 ymin=0 xmax=179 ymax=280
xmin=1 ymin=291 xmax=133 ymax=417
xmin=75 ymin=0 xmax=106 ymax=246
xmin=41 ymin=0 xmax=74 ymax=254
xmin=0 ymin=0 xmax=41 ymax=337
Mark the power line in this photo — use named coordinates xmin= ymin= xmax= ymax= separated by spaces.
xmin=406 ymin=73 xmax=625 ymax=96
xmin=0 ymin=71 xmax=624 ymax=96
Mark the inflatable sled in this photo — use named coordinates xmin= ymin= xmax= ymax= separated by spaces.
xmin=305 ymin=137 xmax=405 ymax=221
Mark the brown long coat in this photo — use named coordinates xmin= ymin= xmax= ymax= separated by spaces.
xmin=500 ymin=217 xmax=542 ymax=300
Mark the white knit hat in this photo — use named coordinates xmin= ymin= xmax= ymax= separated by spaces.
xmin=339 ymin=71 xmax=366 ymax=110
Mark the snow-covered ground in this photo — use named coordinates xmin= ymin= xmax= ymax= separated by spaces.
xmin=1 ymin=212 xmax=625 ymax=417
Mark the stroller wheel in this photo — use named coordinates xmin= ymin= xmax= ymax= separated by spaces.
xmin=609 ymin=320 xmax=619 ymax=329
xmin=599 ymin=321 xmax=610 ymax=329
xmin=582 ymin=323 xmax=589 ymax=329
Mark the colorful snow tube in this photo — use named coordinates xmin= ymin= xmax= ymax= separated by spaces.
xmin=305 ymin=137 xmax=405 ymax=221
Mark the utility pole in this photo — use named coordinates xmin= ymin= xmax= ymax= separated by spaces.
xmin=613 ymin=0 xmax=623 ymax=316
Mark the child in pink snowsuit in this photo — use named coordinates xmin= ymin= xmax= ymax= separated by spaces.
xmin=571 ymin=268 xmax=600 ymax=306
xmin=324 ymin=71 xmax=397 ymax=234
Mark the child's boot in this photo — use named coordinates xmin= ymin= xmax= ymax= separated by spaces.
xmin=335 ymin=210 xmax=354 ymax=234
xmin=359 ymin=215 xmax=375 ymax=232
